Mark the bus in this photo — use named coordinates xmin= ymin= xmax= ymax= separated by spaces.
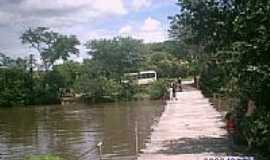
xmin=123 ymin=70 xmax=157 ymax=85
xmin=137 ymin=70 xmax=157 ymax=85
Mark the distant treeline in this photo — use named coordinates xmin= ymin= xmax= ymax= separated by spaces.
xmin=0 ymin=27 xmax=193 ymax=106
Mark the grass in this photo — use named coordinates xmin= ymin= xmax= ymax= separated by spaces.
xmin=24 ymin=155 xmax=63 ymax=160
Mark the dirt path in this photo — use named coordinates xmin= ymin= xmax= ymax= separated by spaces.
xmin=138 ymin=84 xmax=229 ymax=160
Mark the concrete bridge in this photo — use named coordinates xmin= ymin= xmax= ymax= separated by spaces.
xmin=138 ymin=84 xmax=229 ymax=160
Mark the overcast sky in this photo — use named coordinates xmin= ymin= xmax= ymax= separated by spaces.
xmin=0 ymin=0 xmax=178 ymax=60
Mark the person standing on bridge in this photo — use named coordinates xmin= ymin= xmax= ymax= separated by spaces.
xmin=168 ymin=82 xmax=173 ymax=101
xmin=172 ymin=82 xmax=177 ymax=101
xmin=177 ymin=77 xmax=182 ymax=92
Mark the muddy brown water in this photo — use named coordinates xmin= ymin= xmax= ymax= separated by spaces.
xmin=0 ymin=100 xmax=165 ymax=160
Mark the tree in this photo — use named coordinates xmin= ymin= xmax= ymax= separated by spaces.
xmin=0 ymin=52 xmax=15 ymax=67
xmin=0 ymin=54 xmax=31 ymax=106
xmin=85 ymin=37 xmax=143 ymax=80
xmin=169 ymin=0 xmax=270 ymax=154
xmin=146 ymin=41 xmax=188 ymax=59
xmin=145 ymin=51 xmax=188 ymax=78
xmin=53 ymin=61 xmax=82 ymax=88
xmin=21 ymin=27 xmax=80 ymax=70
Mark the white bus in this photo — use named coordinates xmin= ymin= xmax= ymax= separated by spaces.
xmin=137 ymin=70 xmax=157 ymax=85
xmin=123 ymin=70 xmax=157 ymax=85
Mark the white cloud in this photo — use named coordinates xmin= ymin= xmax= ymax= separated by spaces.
xmin=22 ymin=0 xmax=85 ymax=10
xmin=0 ymin=11 xmax=22 ymax=25
xmin=92 ymin=0 xmax=127 ymax=15
xmin=0 ymin=0 xmax=127 ymax=28
xmin=0 ymin=0 xmax=173 ymax=58
xmin=119 ymin=25 xmax=133 ymax=34
xmin=138 ymin=17 xmax=166 ymax=42
xmin=22 ymin=0 xmax=127 ymax=15
xmin=118 ymin=17 xmax=166 ymax=43
xmin=132 ymin=0 xmax=151 ymax=11
xmin=141 ymin=17 xmax=161 ymax=32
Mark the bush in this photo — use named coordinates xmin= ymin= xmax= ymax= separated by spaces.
xmin=148 ymin=80 xmax=168 ymax=99
xmin=75 ymin=74 xmax=140 ymax=102
xmin=120 ymin=81 xmax=140 ymax=100
xmin=0 ymin=68 xmax=31 ymax=106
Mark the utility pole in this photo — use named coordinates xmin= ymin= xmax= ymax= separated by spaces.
xmin=29 ymin=54 xmax=34 ymax=104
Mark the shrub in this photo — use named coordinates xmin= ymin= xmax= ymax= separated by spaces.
xmin=148 ymin=80 xmax=168 ymax=99
xmin=0 ymin=68 xmax=31 ymax=106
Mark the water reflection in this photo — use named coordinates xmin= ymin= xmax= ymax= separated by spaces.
xmin=0 ymin=100 xmax=164 ymax=160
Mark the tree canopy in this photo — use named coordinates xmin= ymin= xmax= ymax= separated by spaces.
xmin=21 ymin=27 xmax=80 ymax=70
xmin=169 ymin=0 xmax=270 ymax=155
xmin=85 ymin=37 xmax=144 ymax=79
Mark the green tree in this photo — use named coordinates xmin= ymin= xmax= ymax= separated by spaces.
xmin=0 ymin=54 xmax=31 ymax=106
xmin=145 ymin=51 xmax=188 ymax=78
xmin=0 ymin=52 xmax=15 ymax=67
xmin=21 ymin=27 xmax=80 ymax=70
xmin=169 ymin=0 xmax=270 ymax=154
xmin=85 ymin=37 xmax=143 ymax=80
xmin=146 ymin=41 xmax=188 ymax=59
xmin=53 ymin=61 xmax=82 ymax=88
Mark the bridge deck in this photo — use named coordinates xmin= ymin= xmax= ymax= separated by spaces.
xmin=138 ymin=85 xmax=229 ymax=160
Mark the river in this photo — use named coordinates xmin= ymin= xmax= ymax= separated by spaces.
xmin=0 ymin=100 xmax=165 ymax=160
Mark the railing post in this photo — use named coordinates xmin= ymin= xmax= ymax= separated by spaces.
xmin=135 ymin=120 xmax=138 ymax=156
xmin=96 ymin=142 xmax=103 ymax=160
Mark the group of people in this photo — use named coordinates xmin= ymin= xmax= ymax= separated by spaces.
xmin=168 ymin=77 xmax=182 ymax=101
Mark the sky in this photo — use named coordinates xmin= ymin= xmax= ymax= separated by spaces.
xmin=0 ymin=0 xmax=179 ymax=61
